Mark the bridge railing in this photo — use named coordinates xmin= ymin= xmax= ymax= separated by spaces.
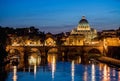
xmin=10 ymin=42 xmax=103 ymax=47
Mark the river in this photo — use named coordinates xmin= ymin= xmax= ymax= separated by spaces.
xmin=5 ymin=54 xmax=120 ymax=81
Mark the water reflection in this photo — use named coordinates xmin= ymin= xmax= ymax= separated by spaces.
xmin=112 ymin=69 xmax=116 ymax=81
xmin=91 ymin=64 xmax=95 ymax=81
xmin=12 ymin=66 xmax=17 ymax=81
xmin=83 ymin=66 xmax=88 ymax=81
xmin=101 ymin=64 xmax=110 ymax=81
xmin=5 ymin=53 xmax=120 ymax=81
xmin=34 ymin=65 xmax=37 ymax=79
xmin=47 ymin=54 xmax=57 ymax=80
xmin=118 ymin=71 xmax=120 ymax=81
xmin=68 ymin=56 xmax=81 ymax=64
xmin=71 ymin=60 xmax=75 ymax=81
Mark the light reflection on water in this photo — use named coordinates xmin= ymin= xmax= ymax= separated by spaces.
xmin=48 ymin=54 xmax=56 ymax=79
xmin=91 ymin=64 xmax=95 ymax=81
xmin=83 ymin=66 xmax=88 ymax=81
xmin=71 ymin=60 xmax=74 ymax=81
xmin=12 ymin=66 xmax=17 ymax=81
xmin=118 ymin=71 xmax=120 ymax=80
xmin=6 ymin=53 xmax=120 ymax=81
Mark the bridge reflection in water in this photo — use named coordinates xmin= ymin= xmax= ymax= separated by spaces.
xmin=5 ymin=50 xmax=120 ymax=81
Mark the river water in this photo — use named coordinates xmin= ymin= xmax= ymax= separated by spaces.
xmin=5 ymin=54 xmax=120 ymax=81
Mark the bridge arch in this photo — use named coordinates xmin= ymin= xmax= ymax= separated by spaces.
xmin=67 ymin=48 xmax=80 ymax=58
xmin=88 ymin=48 xmax=101 ymax=54
xmin=28 ymin=52 xmax=41 ymax=66
xmin=68 ymin=48 xmax=78 ymax=53
xmin=9 ymin=49 xmax=21 ymax=57
xmin=28 ymin=48 xmax=42 ymax=56
xmin=47 ymin=48 xmax=58 ymax=54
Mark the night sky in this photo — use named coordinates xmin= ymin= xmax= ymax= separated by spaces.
xmin=0 ymin=0 xmax=120 ymax=33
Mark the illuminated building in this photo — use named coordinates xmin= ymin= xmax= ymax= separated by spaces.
xmin=45 ymin=37 xmax=56 ymax=46
xmin=101 ymin=30 xmax=117 ymax=37
xmin=101 ymin=29 xmax=120 ymax=46
xmin=11 ymin=36 xmax=42 ymax=46
xmin=104 ymin=37 xmax=120 ymax=46
xmin=64 ymin=34 xmax=85 ymax=46
xmin=71 ymin=16 xmax=97 ymax=45
xmin=45 ymin=33 xmax=56 ymax=46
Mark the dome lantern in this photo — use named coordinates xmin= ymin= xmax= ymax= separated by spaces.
xmin=82 ymin=16 xmax=85 ymax=19
xmin=79 ymin=16 xmax=88 ymax=24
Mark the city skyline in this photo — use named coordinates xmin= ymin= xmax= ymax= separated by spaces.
xmin=0 ymin=0 xmax=120 ymax=33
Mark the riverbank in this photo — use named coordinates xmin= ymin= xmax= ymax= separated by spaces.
xmin=97 ymin=56 xmax=120 ymax=67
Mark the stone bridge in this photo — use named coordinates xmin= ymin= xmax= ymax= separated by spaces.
xmin=6 ymin=45 xmax=105 ymax=57
xmin=6 ymin=45 xmax=106 ymax=67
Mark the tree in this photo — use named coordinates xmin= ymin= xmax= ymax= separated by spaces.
xmin=0 ymin=27 xmax=8 ymax=66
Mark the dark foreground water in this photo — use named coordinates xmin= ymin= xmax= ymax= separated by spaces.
xmin=5 ymin=54 xmax=120 ymax=81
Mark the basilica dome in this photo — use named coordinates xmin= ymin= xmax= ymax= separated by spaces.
xmin=71 ymin=16 xmax=97 ymax=43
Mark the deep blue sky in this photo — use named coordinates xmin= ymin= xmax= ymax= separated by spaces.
xmin=0 ymin=0 xmax=120 ymax=33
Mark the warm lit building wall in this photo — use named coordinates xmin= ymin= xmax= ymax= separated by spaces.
xmin=101 ymin=30 xmax=117 ymax=37
xmin=25 ymin=39 xmax=42 ymax=46
xmin=64 ymin=35 xmax=85 ymax=46
xmin=10 ymin=36 xmax=42 ymax=46
xmin=105 ymin=37 xmax=120 ymax=46
xmin=45 ymin=37 xmax=56 ymax=46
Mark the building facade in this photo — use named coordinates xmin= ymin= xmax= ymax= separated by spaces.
xmin=64 ymin=34 xmax=85 ymax=46
xmin=45 ymin=37 xmax=56 ymax=46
